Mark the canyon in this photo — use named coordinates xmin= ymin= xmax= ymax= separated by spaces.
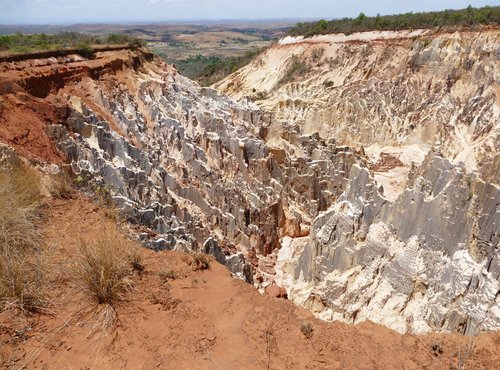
xmin=0 ymin=25 xmax=499 ymax=367
xmin=217 ymin=27 xmax=500 ymax=335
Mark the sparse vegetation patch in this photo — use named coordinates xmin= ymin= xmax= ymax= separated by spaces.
xmin=0 ymin=32 xmax=145 ymax=55
xmin=278 ymin=55 xmax=311 ymax=85
xmin=190 ymin=252 xmax=210 ymax=271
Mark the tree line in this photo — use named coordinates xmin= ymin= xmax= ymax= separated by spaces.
xmin=288 ymin=5 xmax=500 ymax=37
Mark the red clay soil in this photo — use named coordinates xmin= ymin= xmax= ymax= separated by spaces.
xmin=0 ymin=93 xmax=67 ymax=164
xmin=1 ymin=196 xmax=499 ymax=369
xmin=0 ymin=48 xmax=499 ymax=369
xmin=0 ymin=49 xmax=152 ymax=162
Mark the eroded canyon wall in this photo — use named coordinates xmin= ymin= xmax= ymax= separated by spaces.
xmin=217 ymin=28 xmax=500 ymax=334
xmin=0 ymin=28 xmax=498 ymax=335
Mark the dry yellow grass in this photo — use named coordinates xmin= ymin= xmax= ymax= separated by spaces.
xmin=0 ymin=164 xmax=46 ymax=312
xmin=0 ymin=165 xmax=42 ymax=252
xmin=128 ymin=244 xmax=145 ymax=273
xmin=46 ymin=172 xmax=74 ymax=199
xmin=74 ymin=227 xmax=134 ymax=306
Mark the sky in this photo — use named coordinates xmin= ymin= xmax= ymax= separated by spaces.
xmin=0 ymin=0 xmax=499 ymax=25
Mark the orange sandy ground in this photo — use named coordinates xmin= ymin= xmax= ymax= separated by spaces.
xmin=1 ymin=196 xmax=499 ymax=369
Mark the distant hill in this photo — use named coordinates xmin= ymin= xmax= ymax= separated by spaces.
xmin=288 ymin=5 xmax=500 ymax=37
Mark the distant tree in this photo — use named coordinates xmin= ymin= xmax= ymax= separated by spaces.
xmin=357 ymin=12 xmax=367 ymax=21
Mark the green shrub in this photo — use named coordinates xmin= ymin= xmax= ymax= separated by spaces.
xmin=128 ymin=38 xmax=146 ymax=49
xmin=76 ymin=42 xmax=94 ymax=58
xmin=174 ymin=47 xmax=266 ymax=86
xmin=106 ymin=33 xmax=130 ymax=44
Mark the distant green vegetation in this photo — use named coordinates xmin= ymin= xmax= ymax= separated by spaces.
xmin=174 ymin=48 xmax=265 ymax=86
xmin=288 ymin=5 xmax=500 ymax=37
xmin=0 ymin=32 xmax=145 ymax=55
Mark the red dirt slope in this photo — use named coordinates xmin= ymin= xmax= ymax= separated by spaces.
xmin=1 ymin=196 xmax=499 ymax=369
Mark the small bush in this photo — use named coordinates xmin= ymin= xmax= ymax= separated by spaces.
xmin=431 ymin=341 xmax=444 ymax=357
xmin=322 ymin=80 xmax=334 ymax=88
xmin=105 ymin=33 xmax=145 ymax=49
xmin=106 ymin=33 xmax=130 ymax=45
xmin=128 ymin=38 xmax=146 ymax=50
xmin=250 ymin=91 xmax=268 ymax=101
xmin=311 ymin=48 xmax=324 ymax=63
xmin=74 ymin=227 xmax=133 ymax=306
xmin=300 ymin=321 xmax=314 ymax=339
xmin=76 ymin=42 xmax=94 ymax=58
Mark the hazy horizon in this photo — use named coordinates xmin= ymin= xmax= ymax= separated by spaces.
xmin=1 ymin=0 xmax=499 ymax=26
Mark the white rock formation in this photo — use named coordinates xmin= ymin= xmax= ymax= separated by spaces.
xmin=217 ymin=28 xmax=500 ymax=334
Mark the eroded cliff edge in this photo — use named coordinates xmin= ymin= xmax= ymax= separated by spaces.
xmin=0 ymin=28 xmax=498 ymax=335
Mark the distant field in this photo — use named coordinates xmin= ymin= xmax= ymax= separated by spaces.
xmin=0 ymin=21 xmax=293 ymax=85
xmin=149 ymin=30 xmax=270 ymax=60
xmin=122 ymin=22 xmax=291 ymax=85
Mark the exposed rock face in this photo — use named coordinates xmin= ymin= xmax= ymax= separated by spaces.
xmin=0 ymin=48 xmax=345 ymax=284
xmin=216 ymin=29 xmax=499 ymax=182
xmin=283 ymin=154 xmax=499 ymax=334
xmin=217 ymin=28 xmax=500 ymax=334
xmin=0 ymin=28 xmax=498 ymax=335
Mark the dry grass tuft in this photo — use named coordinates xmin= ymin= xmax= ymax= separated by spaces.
xmin=47 ymin=172 xmax=74 ymax=199
xmin=300 ymin=321 xmax=314 ymax=339
xmin=0 ymin=165 xmax=42 ymax=253
xmin=96 ymin=303 xmax=118 ymax=330
xmin=159 ymin=267 xmax=178 ymax=283
xmin=0 ymin=248 xmax=48 ymax=312
xmin=74 ymin=227 xmax=134 ymax=307
xmin=128 ymin=245 xmax=145 ymax=273
xmin=455 ymin=339 xmax=475 ymax=370
xmin=0 ymin=165 xmax=47 ymax=312
xmin=263 ymin=322 xmax=277 ymax=370
xmin=190 ymin=252 xmax=210 ymax=271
